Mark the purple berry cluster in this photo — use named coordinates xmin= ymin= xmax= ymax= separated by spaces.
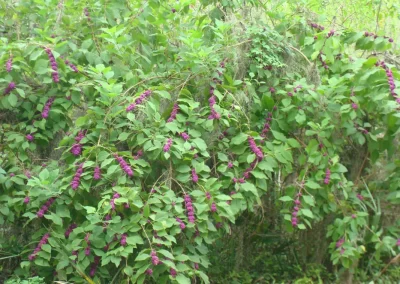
xmin=248 ymin=136 xmax=264 ymax=160
xmin=327 ymin=29 xmax=335 ymax=38
xmin=210 ymin=202 xmax=217 ymax=212
xmin=114 ymin=154 xmax=134 ymax=176
xmin=89 ymin=256 xmax=101 ymax=277
xmin=318 ymin=53 xmax=329 ymax=70
xmin=28 ymin=233 xmax=50 ymax=261
xmin=6 ymin=56 xmax=12 ymax=72
xmin=336 ymin=238 xmax=345 ymax=248
xmin=170 ymin=268 xmax=177 ymax=278
xmin=71 ymin=163 xmax=84 ymax=190
xmin=4 ymin=82 xmax=16 ymax=95
xmin=291 ymin=194 xmax=301 ymax=227
xmin=163 ymin=138 xmax=172 ymax=152
xmin=176 ymin=217 xmax=186 ymax=229
xmin=205 ymin=192 xmax=211 ymax=199
xmin=310 ymin=22 xmax=325 ymax=31
xmin=191 ymin=168 xmax=198 ymax=183
xmin=243 ymin=159 xmax=257 ymax=179
xmin=120 ymin=233 xmax=127 ymax=246
xmin=71 ymin=143 xmax=82 ymax=156
xmin=219 ymin=130 xmax=228 ymax=140
xmin=151 ymin=250 xmax=160 ymax=265
xmin=75 ymin=130 xmax=87 ymax=142
xmin=64 ymin=59 xmax=78 ymax=72
xmin=180 ymin=132 xmax=189 ymax=141
xmin=208 ymin=93 xmax=221 ymax=120
xmin=65 ymin=223 xmax=77 ymax=239
xmin=261 ymin=112 xmax=273 ymax=137
xmin=376 ymin=61 xmax=399 ymax=105
xmin=324 ymin=168 xmax=331 ymax=184
xmin=26 ymin=134 xmax=34 ymax=142
xmin=167 ymin=103 xmax=179 ymax=122
xmin=93 ymin=166 xmax=101 ymax=180
xmin=356 ymin=193 xmax=364 ymax=201
xmin=232 ymin=177 xmax=245 ymax=184
xmin=133 ymin=150 xmax=143 ymax=160
xmin=24 ymin=196 xmax=30 ymax=204
xmin=37 ymin=197 xmax=56 ymax=218
xmin=364 ymin=31 xmax=393 ymax=43
xmin=83 ymin=7 xmax=91 ymax=21
xmin=44 ymin=48 xmax=59 ymax=83
xmin=126 ymin=90 xmax=152 ymax=112
xmin=110 ymin=192 xmax=120 ymax=210
xmin=184 ymin=194 xmax=195 ymax=223
xmin=146 ymin=268 xmax=153 ymax=275
xmin=25 ymin=170 xmax=32 ymax=179
xmin=42 ymin=97 xmax=55 ymax=119
xmin=294 ymin=85 xmax=303 ymax=93
xmin=396 ymin=239 xmax=400 ymax=246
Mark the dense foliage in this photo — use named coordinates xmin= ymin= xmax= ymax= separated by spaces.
xmin=1 ymin=0 xmax=400 ymax=283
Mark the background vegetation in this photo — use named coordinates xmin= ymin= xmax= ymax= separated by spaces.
xmin=1 ymin=0 xmax=400 ymax=283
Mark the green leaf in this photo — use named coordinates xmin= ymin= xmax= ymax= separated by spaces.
xmin=126 ymin=235 xmax=144 ymax=246
xmin=118 ymin=132 xmax=130 ymax=141
xmin=305 ymin=180 xmax=321 ymax=189
xmin=279 ymin=196 xmax=293 ymax=202
xmin=301 ymin=209 xmax=314 ymax=218
xmin=198 ymin=271 xmax=210 ymax=284
xmin=193 ymin=138 xmax=207 ymax=152
xmin=176 ymin=274 xmax=191 ymax=284
xmin=287 ymin=138 xmax=301 ymax=148
xmin=8 ymin=94 xmax=18 ymax=107
xmin=157 ymin=249 xmax=174 ymax=259
xmin=271 ymin=130 xmax=287 ymax=142
xmin=45 ymin=213 xmax=63 ymax=226
xmin=34 ymin=59 xmax=49 ymax=74
xmin=231 ymin=133 xmax=247 ymax=145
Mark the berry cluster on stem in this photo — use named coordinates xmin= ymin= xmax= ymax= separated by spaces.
xmin=133 ymin=150 xmax=143 ymax=160
xmin=248 ymin=136 xmax=264 ymax=160
xmin=42 ymin=97 xmax=55 ymax=119
xmin=44 ymin=48 xmax=59 ymax=83
xmin=184 ymin=194 xmax=195 ymax=223
xmin=261 ymin=112 xmax=273 ymax=137
xmin=6 ymin=56 xmax=12 ymax=72
xmin=376 ymin=60 xmax=399 ymax=106
xmin=364 ymin=31 xmax=393 ymax=42
xmin=126 ymin=90 xmax=152 ymax=112
xmin=151 ymin=250 xmax=160 ymax=265
xmin=28 ymin=233 xmax=50 ymax=261
xmin=89 ymin=256 xmax=101 ymax=277
xmin=4 ymin=82 xmax=16 ymax=95
xmin=26 ymin=134 xmax=34 ymax=142
xmin=324 ymin=168 xmax=331 ymax=184
xmin=37 ymin=197 xmax=56 ymax=217
xmin=64 ymin=58 xmax=78 ymax=72
xmin=310 ymin=22 xmax=325 ymax=31
xmin=93 ymin=166 xmax=101 ymax=180
xmin=65 ymin=223 xmax=77 ymax=239
xmin=114 ymin=154 xmax=134 ymax=176
xmin=167 ymin=103 xmax=179 ymax=122
xmin=176 ymin=217 xmax=186 ymax=229
xmin=83 ymin=7 xmax=91 ymax=21
xmin=71 ymin=163 xmax=84 ymax=190
xmin=163 ymin=138 xmax=172 ymax=152
xmin=180 ymin=132 xmax=189 ymax=141
xmin=191 ymin=168 xmax=198 ymax=183
xmin=110 ymin=192 xmax=120 ymax=210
